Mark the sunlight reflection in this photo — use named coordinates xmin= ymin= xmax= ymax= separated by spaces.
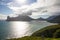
xmin=8 ymin=21 xmax=30 ymax=38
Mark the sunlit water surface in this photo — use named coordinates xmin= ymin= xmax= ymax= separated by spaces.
xmin=0 ymin=21 xmax=57 ymax=40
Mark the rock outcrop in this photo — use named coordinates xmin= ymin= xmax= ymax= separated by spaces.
xmin=6 ymin=15 xmax=33 ymax=21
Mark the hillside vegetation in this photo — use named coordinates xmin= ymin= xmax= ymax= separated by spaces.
xmin=7 ymin=36 xmax=60 ymax=40
xmin=32 ymin=24 xmax=60 ymax=38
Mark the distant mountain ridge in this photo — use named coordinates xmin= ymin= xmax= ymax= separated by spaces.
xmin=6 ymin=14 xmax=60 ymax=23
xmin=6 ymin=15 xmax=33 ymax=21
xmin=46 ymin=15 xmax=60 ymax=23
xmin=6 ymin=14 xmax=46 ymax=21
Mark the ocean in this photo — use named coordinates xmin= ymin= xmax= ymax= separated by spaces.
xmin=0 ymin=21 xmax=57 ymax=40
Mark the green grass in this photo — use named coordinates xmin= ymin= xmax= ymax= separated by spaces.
xmin=32 ymin=24 xmax=60 ymax=34
xmin=7 ymin=36 xmax=60 ymax=40
xmin=32 ymin=24 xmax=60 ymax=38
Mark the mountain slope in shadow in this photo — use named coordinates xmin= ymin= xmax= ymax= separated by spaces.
xmin=32 ymin=24 xmax=60 ymax=38
xmin=46 ymin=15 xmax=60 ymax=23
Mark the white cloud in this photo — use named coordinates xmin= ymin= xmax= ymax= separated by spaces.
xmin=7 ymin=0 xmax=60 ymax=19
xmin=7 ymin=0 xmax=44 ymax=15
xmin=0 ymin=14 xmax=7 ymax=20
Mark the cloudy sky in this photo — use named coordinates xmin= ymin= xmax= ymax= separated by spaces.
xmin=0 ymin=0 xmax=60 ymax=19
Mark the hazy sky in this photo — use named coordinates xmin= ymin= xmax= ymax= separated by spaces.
xmin=0 ymin=0 xmax=36 ymax=15
xmin=0 ymin=0 xmax=60 ymax=19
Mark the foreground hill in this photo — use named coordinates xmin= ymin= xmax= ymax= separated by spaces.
xmin=32 ymin=24 xmax=60 ymax=38
xmin=7 ymin=36 xmax=60 ymax=40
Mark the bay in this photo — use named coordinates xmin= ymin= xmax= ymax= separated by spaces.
xmin=0 ymin=21 xmax=57 ymax=40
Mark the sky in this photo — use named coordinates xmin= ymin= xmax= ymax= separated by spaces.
xmin=0 ymin=0 xmax=60 ymax=20
xmin=0 ymin=0 xmax=36 ymax=15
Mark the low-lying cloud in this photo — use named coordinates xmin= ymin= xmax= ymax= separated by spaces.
xmin=0 ymin=14 xmax=7 ymax=20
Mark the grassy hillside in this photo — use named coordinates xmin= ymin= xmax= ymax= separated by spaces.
xmin=7 ymin=36 xmax=60 ymax=40
xmin=32 ymin=24 xmax=60 ymax=38
xmin=7 ymin=24 xmax=60 ymax=40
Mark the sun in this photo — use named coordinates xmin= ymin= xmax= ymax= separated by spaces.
xmin=16 ymin=0 xmax=27 ymax=4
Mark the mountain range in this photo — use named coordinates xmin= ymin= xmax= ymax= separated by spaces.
xmin=6 ymin=14 xmax=60 ymax=23
xmin=46 ymin=15 xmax=60 ymax=23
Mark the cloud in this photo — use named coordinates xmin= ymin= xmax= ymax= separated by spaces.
xmin=0 ymin=14 xmax=7 ymax=20
xmin=7 ymin=0 xmax=46 ymax=15
xmin=7 ymin=0 xmax=60 ymax=19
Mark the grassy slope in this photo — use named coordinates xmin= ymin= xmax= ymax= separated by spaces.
xmin=7 ymin=24 xmax=60 ymax=40
xmin=7 ymin=36 xmax=60 ymax=40
xmin=32 ymin=24 xmax=60 ymax=38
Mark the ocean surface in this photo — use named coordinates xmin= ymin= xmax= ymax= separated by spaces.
xmin=0 ymin=21 xmax=57 ymax=40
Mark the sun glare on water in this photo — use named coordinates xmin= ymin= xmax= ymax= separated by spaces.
xmin=8 ymin=21 xmax=30 ymax=38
